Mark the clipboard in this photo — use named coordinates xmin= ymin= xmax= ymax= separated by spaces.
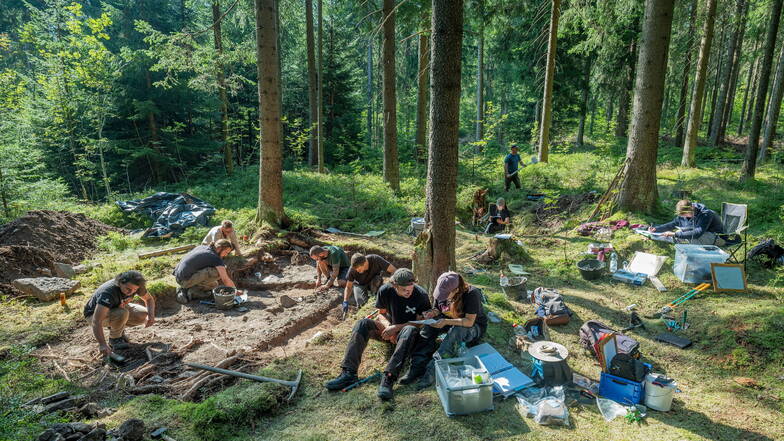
xmin=596 ymin=333 xmax=618 ymax=372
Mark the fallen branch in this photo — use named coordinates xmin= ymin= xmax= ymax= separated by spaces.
xmin=138 ymin=244 xmax=196 ymax=260
xmin=34 ymin=354 xmax=93 ymax=364
xmin=129 ymin=384 xmax=170 ymax=395
xmin=186 ymin=352 xmax=243 ymax=385
xmin=53 ymin=361 xmax=71 ymax=382
xmin=181 ymin=373 xmax=221 ymax=400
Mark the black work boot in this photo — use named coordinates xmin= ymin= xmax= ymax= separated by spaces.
xmin=399 ymin=366 xmax=425 ymax=385
xmin=175 ymin=288 xmax=191 ymax=304
xmin=324 ymin=370 xmax=358 ymax=391
xmin=377 ymin=372 xmax=396 ymax=401
xmin=109 ymin=334 xmax=131 ymax=350
xmin=415 ymin=362 xmax=435 ymax=390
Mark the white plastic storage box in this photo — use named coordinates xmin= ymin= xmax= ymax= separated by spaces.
xmin=673 ymin=244 xmax=729 ymax=283
xmin=435 ymin=356 xmax=494 ymax=416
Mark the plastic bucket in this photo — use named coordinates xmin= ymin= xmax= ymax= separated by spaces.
xmin=644 ymin=373 xmax=676 ymax=411
xmin=213 ymin=286 xmax=237 ymax=310
xmin=501 ymin=276 xmax=527 ymax=300
xmin=577 ymin=259 xmax=604 ymax=281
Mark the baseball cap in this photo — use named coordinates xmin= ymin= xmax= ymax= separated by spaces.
xmin=434 ymin=272 xmax=460 ymax=302
xmin=390 ymin=268 xmax=416 ymax=286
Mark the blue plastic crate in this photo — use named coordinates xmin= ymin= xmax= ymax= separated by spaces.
xmin=599 ymin=372 xmax=644 ymax=405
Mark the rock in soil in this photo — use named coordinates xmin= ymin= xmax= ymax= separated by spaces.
xmin=114 ymin=419 xmax=145 ymax=441
xmin=77 ymin=428 xmax=106 ymax=441
xmin=37 ymin=430 xmax=65 ymax=441
xmin=53 ymin=262 xmax=76 ymax=278
xmin=11 ymin=277 xmax=81 ymax=302
xmin=278 ymin=294 xmax=297 ymax=308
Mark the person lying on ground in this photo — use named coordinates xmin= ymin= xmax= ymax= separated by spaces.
xmin=325 ymin=268 xmax=431 ymax=401
xmin=485 ymin=197 xmax=512 ymax=234
xmin=648 ymin=200 xmax=725 ymax=245
xmin=84 ymin=271 xmax=155 ymax=357
xmin=174 ymin=239 xmax=242 ymax=304
xmin=202 ymin=219 xmax=243 ymax=257
xmin=310 ymin=245 xmax=350 ymax=293
xmin=504 ymin=144 xmax=524 ymax=192
xmin=412 ymin=271 xmax=488 ymax=389
xmin=342 ymin=253 xmax=397 ymax=313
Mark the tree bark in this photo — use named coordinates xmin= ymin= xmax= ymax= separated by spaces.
xmin=422 ymin=0 xmax=463 ymax=293
xmin=743 ymin=0 xmax=784 ymax=180
xmin=255 ymin=0 xmax=285 ymax=226
xmin=759 ymin=40 xmax=784 ymax=162
xmin=213 ymin=1 xmax=233 ymax=176
xmin=577 ymin=57 xmax=591 ymax=147
xmin=674 ymin=0 xmax=698 ymax=148
xmin=414 ymin=12 xmax=429 ymax=162
xmin=367 ymin=40 xmax=374 ymax=151
xmin=738 ymin=50 xmax=758 ymax=136
xmin=475 ymin=0 xmax=485 ymax=142
xmin=538 ymin=0 xmax=560 ymax=163
xmin=615 ymin=42 xmax=636 ymax=138
xmin=381 ymin=0 xmax=400 ymax=190
xmin=317 ymin=0 xmax=324 ymax=172
xmin=145 ymin=70 xmax=162 ymax=183
xmin=721 ymin=8 xmax=748 ymax=142
xmin=682 ymin=0 xmax=717 ymax=167
xmin=710 ymin=0 xmax=747 ymax=146
xmin=305 ymin=0 xmax=318 ymax=167
xmin=617 ymin=0 xmax=676 ymax=213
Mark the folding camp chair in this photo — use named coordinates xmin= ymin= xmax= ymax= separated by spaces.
xmin=715 ymin=202 xmax=748 ymax=270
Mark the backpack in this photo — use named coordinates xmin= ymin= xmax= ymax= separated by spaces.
xmin=530 ymin=287 xmax=572 ymax=326
xmin=578 ymin=320 xmax=640 ymax=359
xmin=748 ymin=239 xmax=784 ymax=268
xmin=609 ymin=353 xmax=647 ymax=382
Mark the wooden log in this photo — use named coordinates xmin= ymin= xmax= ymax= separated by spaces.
xmin=181 ymin=373 xmax=221 ymax=400
xmin=128 ymin=384 xmax=169 ymax=395
xmin=138 ymin=244 xmax=196 ymax=260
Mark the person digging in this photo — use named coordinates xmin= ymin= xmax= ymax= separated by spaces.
xmin=310 ymin=245 xmax=350 ymax=293
xmin=202 ymin=219 xmax=243 ymax=257
xmin=484 ymin=197 xmax=512 ymax=234
xmin=84 ymin=271 xmax=156 ymax=357
xmin=324 ymin=268 xmax=431 ymax=401
xmin=174 ymin=239 xmax=243 ymax=304
xmin=342 ymin=253 xmax=397 ymax=315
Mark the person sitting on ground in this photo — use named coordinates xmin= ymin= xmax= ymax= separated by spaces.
xmin=83 ymin=270 xmax=156 ymax=357
xmin=412 ymin=271 xmax=488 ymax=389
xmin=202 ymin=220 xmax=243 ymax=257
xmin=648 ymin=199 xmax=725 ymax=245
xmin=174 ymin=239 xmax=242 ymax=304
xmin=485 ymin=197 xmax=512 ymax=234
xmin=310 ymin=245 xmax=350 ymax=293
xmin=325 ymin=268 xmax=432 ymax=401
xmin=343 ymin=253 xmax=397 ymax=313
xmin=503 ymin=144 xmax=524 ymax=192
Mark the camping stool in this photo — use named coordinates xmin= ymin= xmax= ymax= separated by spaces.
xmin=528 ymin=341 xmax=572 ymax=387
xmin=715 ymin=202 xmax=748 ymax=271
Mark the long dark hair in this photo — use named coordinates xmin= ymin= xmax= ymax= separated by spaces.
xmin=446 ymin=274 xmax=471 ymax=317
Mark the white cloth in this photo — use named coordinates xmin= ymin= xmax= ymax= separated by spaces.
xmin=201 ymin=226 xmax=242 ymax=256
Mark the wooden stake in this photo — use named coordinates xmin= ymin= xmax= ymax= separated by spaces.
xmin=138 ymin=244 xmax=196 ymax=260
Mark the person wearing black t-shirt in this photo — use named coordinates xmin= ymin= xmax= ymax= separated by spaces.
xmin=325 ymin=268 xmax=431 ymax=401
xmin=83 ymin=271 xmax=156 ymax=357
xmin=485 ymin=197 xmax=512 ymax=234
xmin=409 ymin=271 xmax=488 ymax=389
xmin=342 ymin=253 xmax=397 ymax=312
xmin=173 ymin=239 xmax=242 ymax=304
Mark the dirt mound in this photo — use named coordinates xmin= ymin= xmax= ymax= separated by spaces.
xmin=0 ymin=210 xmax=122 ymax=264
xmin=531 ymin=191 xmax=598 ymax=228
xmin=0 ymin=245 xmax=56 ymax=295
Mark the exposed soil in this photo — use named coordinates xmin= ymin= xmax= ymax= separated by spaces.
xmin=531 ymin=191 xmax=598 ymax=228
xmin=0 ymin=245 xmax=57 ymax=295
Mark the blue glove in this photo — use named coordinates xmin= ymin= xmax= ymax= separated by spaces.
xmin=342 ymin=301 xmax=349 ymax=313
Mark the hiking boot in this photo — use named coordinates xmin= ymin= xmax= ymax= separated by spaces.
xmin=324 ymin=370 xmax=358 ymax=391
xmin=377 ymin=372 xmax=396 ymax=401
xmin=415 ymin=363 xmax=435 ymax=390
xmin=399 ymin=366 xmax=425 ymax=385
xmin=109 ymin=334 xmax=130 ymax=350
xmin=175 ymin=288 xmax=191 ymax=304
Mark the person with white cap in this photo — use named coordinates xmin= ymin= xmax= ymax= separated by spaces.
xmin=404 ymin=271 xmax=488 ymax=389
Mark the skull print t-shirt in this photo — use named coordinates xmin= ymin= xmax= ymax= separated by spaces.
xmin=375 ymin=283 xmax=431 ymax=324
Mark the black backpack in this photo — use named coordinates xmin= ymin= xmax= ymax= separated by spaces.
xmin=609 ymin=353 xmax=647 ymax=382
xmin=748 ymin=239 xmax=784 ymax=268
xmin=531 ymin=287 xmax=573 ymax=325
xmin=578 ymin=320 xmax=641 ymax=358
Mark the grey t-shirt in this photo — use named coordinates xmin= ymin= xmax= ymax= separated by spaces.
xmin=173 ymin=245 xmax=224 ymax=282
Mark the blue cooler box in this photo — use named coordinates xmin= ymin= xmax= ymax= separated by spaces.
xmin=599 ymin=372 xmax=644 ymax=405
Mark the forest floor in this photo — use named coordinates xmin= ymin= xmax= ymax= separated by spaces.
xmin=1 ymin=141 xmax=783 ymax=441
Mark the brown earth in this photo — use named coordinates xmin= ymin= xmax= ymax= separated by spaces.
xmin=531 ymin=191 xmax=598 ymax=228
xmin=0 ymin=245 xmax=57 ymax=295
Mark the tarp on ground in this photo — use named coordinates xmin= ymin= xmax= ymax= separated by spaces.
xmin=116 ymin=192 xmax=215 ymax=238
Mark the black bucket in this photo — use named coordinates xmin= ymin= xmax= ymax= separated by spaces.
xmin=577 ymin=259 xmax=604 ymax=281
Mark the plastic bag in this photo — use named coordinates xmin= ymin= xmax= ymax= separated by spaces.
xmin=597 ymin=397 xmax=628 ymax=422
xmin=515 ymin=386 xmax=569 ymax=426
xmin=534 ymin=398 xmax=570 ymax=426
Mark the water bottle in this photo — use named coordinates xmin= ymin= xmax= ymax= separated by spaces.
xmin=610 ymin=252 xmax=618 ymax=273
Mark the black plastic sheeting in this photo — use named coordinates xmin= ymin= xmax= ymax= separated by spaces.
xmin=116 ymin=192 xmax=215 ymax=238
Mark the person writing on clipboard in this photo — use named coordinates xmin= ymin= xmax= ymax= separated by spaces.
xmin=485 ymin=197 xmax=512 ymax=234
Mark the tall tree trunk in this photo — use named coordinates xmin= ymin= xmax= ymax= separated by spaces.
xmin=738 ymin=52 xmax=758 ymax=135
xmin=577 ymin=57 xmax=591 ymax=147
xmin=617 ymin=0 xmax=676 ymax=213
xmin=213 ymin=1 xmax=233 ymax=175
xmin=414 ymin=11 xmax=429 ymax=162
xmin=674 ymin=0 xmax=698 ymax=148
xmin=759 ymin=40 xmax=784 ymax=162
xmin=317 ymin=0 xmax=325 ymax=172
xmin=682 ymin=0 xmax=717 ymax=167
xmin=367 ymin=40 xmax=374 ymax=150
xmin=615 ymin=42 xmax=636 ymax=137
xmin=145 ymin=70 xmax=162 ymax=183
xmin=475 ymin=0 xmax=485 ymax=142
xmin=721 ymin=9 xmax=748 ymax=142
xmin=538 ymin=0 xmax=560 ymax=163
xmin=706 ymin=21 xmax=727 ymax=132
xmin=305 ymin=0 xmax=318 ymax=166
xmin=742 ymin=0 xmax=784 ymax=180
xmin=422 ymin=0 xmax=463 ymax=293
xmin=255 ymin=0 xmax=285 ymax=226
xmin=710 ymin=0 xmax=747 ymax=146
xmin=589 ymin=96 xmax=596 ymax=136
xmin=382 ymin=0 xmax=400 ymax=190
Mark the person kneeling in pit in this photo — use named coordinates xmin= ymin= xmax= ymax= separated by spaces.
xmin=325 ymin=268 xmax=431 ymax=401
xmin=310 ymin=245 xmax=350 ymax=293
xmin=342 ymin=253 xmax=397 ymax=314
xmin=411 ymin=271 xmax=488 ymax=389
xmin=83 ymin=271 xmax=156 ymax=357
xmin=174 ymin=239 xmax=242 ymax=304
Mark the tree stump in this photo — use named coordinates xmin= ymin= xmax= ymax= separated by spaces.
xmin=475 ymin=237 xmax=532 ymax=264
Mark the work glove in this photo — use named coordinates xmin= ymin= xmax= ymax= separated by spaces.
xmin=342 ymin=301 xmax=349 ymax=314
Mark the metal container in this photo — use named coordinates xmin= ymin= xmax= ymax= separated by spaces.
xmin=501 ymin=276 xmax=527 ymax=300
xmin=212 ymin=286 xmax=237 ymax=310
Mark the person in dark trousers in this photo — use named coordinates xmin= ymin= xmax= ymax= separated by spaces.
xmin=325 ymin=268 xmax=431 ymax=401
xmin=174 ymin=239 xmax=242 ymax=304
xmin=649 ymin=200 xmax=725 ymax=245
xmin=409 ymin=272 xmax=488 ymax=390
xmin=485 ymin=197 xmax=512 ymax=234
xmin=84 ymin=271 xmax=156 ymax=357
xmin=504 ymin=145 xmax=524 ymax=191
xmin=342 ymin=253 xmax=397 ymax=313
xmin=310 ymin=245 xmax=350 ymax=292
